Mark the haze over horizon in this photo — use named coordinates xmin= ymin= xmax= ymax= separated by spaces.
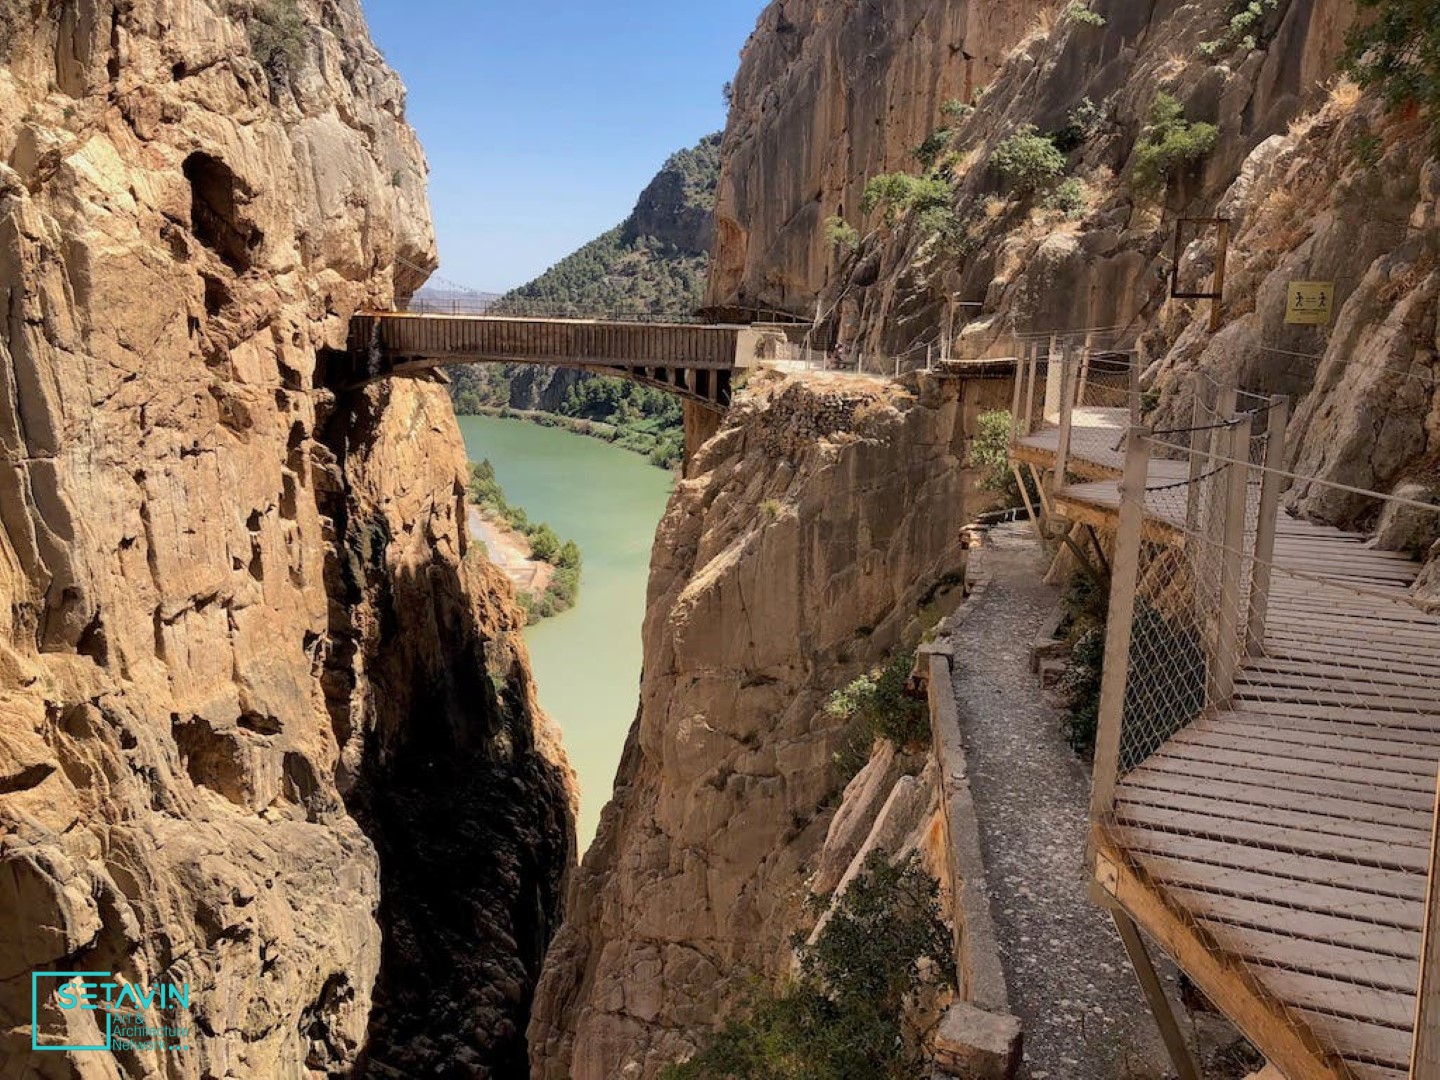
xmin=363 ymin=0 xmax=764 ymax=293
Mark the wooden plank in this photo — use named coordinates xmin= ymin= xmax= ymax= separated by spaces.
xmin=1134 ymin=752 xmax=1435 ymax=814
xmin=1180 ymin=726 xmax=1440 ymax=779
xmin=1199 ymin=919 xmax=1420 ymax=994
xmin=1133 ymin=849 xmax=1425 ymax=930
xmin=1115 ymin=801 xmax=1430 ymax=874
xmin=1262 ymin=640 xmax=1440 ymax=676
xmin=1167 ymin=887 xmax=1420 ymax=960
xmin=1120 ymin=768 xmax=1436 ymax=836
xmin=1152 ymin=737 xmax=1438 ymax=796
xmin=1207 ymin=713 xmax=1440 ymax=762
xmin=1235 ymin=699 xmax=1440 ymax=733
xmin=1296 ymin=1008 xmax=1415 ymax=1069
xmin=1095 ymin=834 xmax=1351 ymax=1080
xmin=1115 ymin=827 xmax=1428 ymax=902
xmin=1234 ymin=684 xmax=1440 ymax=717
xmin=1254 ymin=965 xmax=1418 ymax=1029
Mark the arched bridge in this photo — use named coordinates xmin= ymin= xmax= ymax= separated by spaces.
xmin=338 ymin=311 xmax=784 ymax=413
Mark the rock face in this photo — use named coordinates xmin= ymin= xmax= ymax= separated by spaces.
xmin=0 ymin=2 xmax=572 ymax=1076
xmin=706 ymin=0 xmax=1038 ymax=313
xmin=710 ymin=0 xmax=1438 ymax=536
xmin=528 ymin=372 xmax=976 ymax=1079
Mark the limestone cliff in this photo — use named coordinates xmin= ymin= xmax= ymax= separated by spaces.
xmin=0 ymin=2 xmax=572 ymax=1076
xmin=706 ymin=0 xmax=1039 ymax=312
xmin=528 ymin=371 xmax=979 ymax=1078
xmin=711 ymin=0 xmax=1437 ymax=544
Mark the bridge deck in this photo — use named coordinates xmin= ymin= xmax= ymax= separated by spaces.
xmin=1018 ymin=406 xmax=1438 ymax=1078
xmin=341 ymin=311 xmax=777 ymax=411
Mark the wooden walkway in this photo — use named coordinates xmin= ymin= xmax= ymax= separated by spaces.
xmin=1015 ymin=405 xmax=1440 ymax=1079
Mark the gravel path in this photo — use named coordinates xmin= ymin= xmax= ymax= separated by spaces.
xmin=951 ymin=524 xmax=1178 ymax=1079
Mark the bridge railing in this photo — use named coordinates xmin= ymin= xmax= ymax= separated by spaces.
xmin=404 ymin=294 xmax=710 ymax=324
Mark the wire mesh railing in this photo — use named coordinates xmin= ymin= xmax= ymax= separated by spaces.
xmin=1089 ymin=404 xmax=1440 ymax=1076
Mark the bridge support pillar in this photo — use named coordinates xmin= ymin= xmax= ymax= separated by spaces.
xmin=682 ymin=401 xmax=723 ymax=477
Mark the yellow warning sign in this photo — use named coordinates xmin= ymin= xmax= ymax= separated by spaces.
xmin=1286 ymin=281 xmax=1335 ymax=326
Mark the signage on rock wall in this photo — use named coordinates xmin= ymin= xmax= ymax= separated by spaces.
xmin=1285 ymin=281 xmax=1335 ymax=326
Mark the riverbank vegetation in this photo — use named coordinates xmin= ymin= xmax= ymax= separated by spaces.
xmin=662 ymin=853 xmax=954 ymax=1079
xmin=468 ymin=461 xmax=582 ymax=622
xmin=447 ymin=134 xmax=719 ymax=470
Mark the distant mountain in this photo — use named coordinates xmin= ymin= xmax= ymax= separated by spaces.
xmin=449 ymin=133 xmax=722 ymax=433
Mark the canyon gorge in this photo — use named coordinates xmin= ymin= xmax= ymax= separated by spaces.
xmin=0 ymin=0 xmax=1437 ymax=1078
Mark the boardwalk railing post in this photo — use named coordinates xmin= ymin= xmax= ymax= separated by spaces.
xmin=1211 ymin=413 xmax=1253 ymax=708
xmin=1090 ymin=426 xmax=1153 ymax=822
xmin=1247 ymin=395 xmax=1289 ymax=655
xmin=1044 ymin=334 xmax=1063 ymax=423
xmin=1053 ymin=342 xmax=1078 ymax=500
xmin=1128 ymin=350 xmax=1142 ymax=425
xmin=1185 ymin=373 xmax=1209 ymax=532
xmin=1023 ymin=343 xmax=1039 ymax=436
xmin=1412 ymin=767 xmax=1440 ymax=1080
xmin=1202 ymin=387 xmax=1240 ymax=555
xmin=1010 ymin=346 xmax=1026 ymax=445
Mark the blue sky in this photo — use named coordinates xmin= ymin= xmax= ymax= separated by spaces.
xmin=363 ymin=1 xmax=765 ymax=292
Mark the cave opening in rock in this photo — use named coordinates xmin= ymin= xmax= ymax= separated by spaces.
xmin=183 ymin=152 xmax=259 ymax=272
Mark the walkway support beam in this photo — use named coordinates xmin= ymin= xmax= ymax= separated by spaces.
xmin=1111 ymin=910 xmax=1204 ymax=1080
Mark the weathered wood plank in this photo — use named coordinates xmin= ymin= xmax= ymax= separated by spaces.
xmin=1199 ymin=920 xmax=1419 ymax=994
xmin=1167 ymin=887 xmax=1420 ymax=960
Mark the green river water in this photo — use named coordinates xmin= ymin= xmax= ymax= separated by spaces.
xmin=457 ymin=415 xmax=674 ymax=851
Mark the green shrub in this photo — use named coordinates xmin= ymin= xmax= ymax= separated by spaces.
xmin=825 ymin=649 xmax=928 ymax=753
xmin=824 ymin=215 xmax=860 ymax=252
xmin=915 ymin=205 xmax=965 ymax=246
xmin=662 ymin=853 xmax=954 ymax=1080
xmin=1131 ymin=93 xmax=1218 ymax=193
xmin=1066 ymin=1 xmax=1108 ymax=25
xmin=1058 ymin=573 xmax=1110 ymax=755
xmin=940 ymin=97 xmax=974 ymax=123
xmin=248 ymin=0 xmax=307 ymax=85
xmin=1044 ymin=176 xmax=1090 ymax=218
xmin=1200 ymin=0 xmax=1279 ymax=57
xmin=861 ymin=173 xmax=952 ymax=225
xmin=1344 ymin=0 xmax=1440 ymax=138
xmin=970 ymin=410 xmax=1039 ymax=509
xmin=990 ymin=125 xmax=1066 ymax=195
xmin=1052 ymin=97 xmax=1105 ymax=151
xmin=914 ymin=128 xmax=953 ymax=170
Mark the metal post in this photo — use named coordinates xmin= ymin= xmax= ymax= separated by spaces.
xmin=1246 ymin=396 xmax=1289 ymax=655
xmin=1090 ymin=426 xmax=1153 ymax=820
xmin=1412 ymin=767 xmax=1440 ymax=1079
xmin=1211 ymin=414 xmax=1254 ymax=707
xmin=1053 ymin=342 xmax=1078 ymax=499
xmin=1078 ymin=343 xmax=1093 ymax=409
